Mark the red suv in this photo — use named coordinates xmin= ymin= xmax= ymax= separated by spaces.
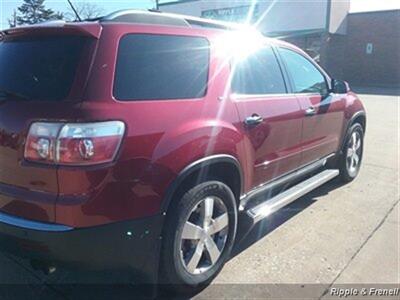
xmin=0 ymin=10 xmax=365 ymax=287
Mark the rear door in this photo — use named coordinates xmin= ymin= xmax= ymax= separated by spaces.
xmin=0 ymin=33 xmax=93 ymax=222
xmin=231 ymin=45 xmax=303 ymax=189
xmin=278 ymin=47 xmax=345 ymax=165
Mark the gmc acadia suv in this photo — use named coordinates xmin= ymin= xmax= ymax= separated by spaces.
xmin=0 ymin=10 xmax=365 ymax=288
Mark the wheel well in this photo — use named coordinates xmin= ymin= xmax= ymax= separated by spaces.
xmin=339 ymin=113 xmax=366 ymax=153
xmin=168 ymin=161 xmax=242 ymax=210
xmin=352 ymin=114 xmax=366 ymax=132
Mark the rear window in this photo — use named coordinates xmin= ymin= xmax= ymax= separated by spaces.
xmin=0 ymin=36 xmax=87 ymax=102
xmin=114 ymin=34 xmax=210 ymax=101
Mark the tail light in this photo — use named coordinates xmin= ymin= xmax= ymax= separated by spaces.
xmin=24 ymin=121 xmax=125 ymax=166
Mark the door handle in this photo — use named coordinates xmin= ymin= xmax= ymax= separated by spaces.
xmin=305 ymin=106 xmax=316 ymax=116
xmin=244 ymin=114 xmax=263 ymax=127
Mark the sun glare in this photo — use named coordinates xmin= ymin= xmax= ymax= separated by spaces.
xmin=214 ymin=28 xmax=265 ymax=61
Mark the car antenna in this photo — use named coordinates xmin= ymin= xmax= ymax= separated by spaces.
xmin=66 ymin=0 xmax=82 ymax=22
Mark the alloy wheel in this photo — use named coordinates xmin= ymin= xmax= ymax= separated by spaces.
xmin=346 ymin=131 xmax=362 ymax=176
xmin=179 ymin=196 xmax=229 ymax=275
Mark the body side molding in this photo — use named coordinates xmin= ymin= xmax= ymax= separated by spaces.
xmin=0 ymin=211 xmax=73 ymax=232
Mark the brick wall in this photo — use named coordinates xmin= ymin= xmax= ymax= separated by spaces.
xmin=343 ymin=10 xmax=400 ymax=88
xmin=325 ymin=34 xmax=347 ymax=80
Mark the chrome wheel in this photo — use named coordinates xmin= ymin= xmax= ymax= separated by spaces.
xmin=346 ymin=131 xmax=362 ymax=176
xmin=179 ymin=196 xmax=229 ymax=275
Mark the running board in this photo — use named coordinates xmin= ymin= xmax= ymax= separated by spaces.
xmin=247 ymin=169 xmax=339 ymax=224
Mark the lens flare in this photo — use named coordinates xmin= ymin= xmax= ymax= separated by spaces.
xmin=214 ymin=28 xmax=265 ymax=61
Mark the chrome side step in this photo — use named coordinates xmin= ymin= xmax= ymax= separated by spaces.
xmin=240 ymin=154 xmax=335 ymax=210
xmin=247 ymin=169 xmax=339 ymax=224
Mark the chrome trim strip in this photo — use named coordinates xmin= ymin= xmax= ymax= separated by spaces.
xmin=254 ymin=150 xmax=300 ymax=169
xmin=240 ymin=153 xmax=335 ymax=209
xmin=231 ymin=92 xmax=323 ymax=101
xmin=231 ymin=93 xmax=297 ymax=100
xmin=0 ymin=212 xmax=73 ymax=232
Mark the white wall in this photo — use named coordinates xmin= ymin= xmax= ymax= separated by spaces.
xmin=161 ymin=1 xmax=203 ymax=16
xmin=329 ymin=0 xmax=351 ymax=34
xmin=160 ymin=0 xmax=333 ymax=33
xmin=257 ymin=0 xmax=328 ymax=33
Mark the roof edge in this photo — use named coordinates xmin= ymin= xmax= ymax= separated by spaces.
xmin=349 ymin=9 xmax=400 ymax=15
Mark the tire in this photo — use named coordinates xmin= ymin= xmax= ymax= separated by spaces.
xmin=159 ymin=181 xmax=237 ymax=290
xmin=338 ymin=123 xmax=364 ymax=182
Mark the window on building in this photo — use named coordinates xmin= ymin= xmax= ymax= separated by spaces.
xmin=279 ymin=48 xmax=328 ymax=95
xmin=114 ymin=34 xmax=209 ymax=100
xmin=231 ymin=46 xmax=287 ymax=95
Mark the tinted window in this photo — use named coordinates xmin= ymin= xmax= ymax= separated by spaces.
xmin=231 ymin=46 xmax=286 ymax=95
xmin=279 ymin=48 xmax=328 ymax=95
xmin=114 ymin=34 xmax=209 ymax=100
xmin=0 ymin=36 xmax=86 ymax=101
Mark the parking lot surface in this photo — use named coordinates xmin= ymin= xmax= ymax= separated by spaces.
xmin=0 ymin=91 xmax=399 ymax=299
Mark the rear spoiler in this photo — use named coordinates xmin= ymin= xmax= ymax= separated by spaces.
xmin=0 ymin=21 xmax=102 ymax=40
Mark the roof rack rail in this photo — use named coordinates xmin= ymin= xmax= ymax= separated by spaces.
xmin=100 ymin=9 xmax=244 ymax=31
xmin=183 ymin=16 xmax=240 ymax=30
xmin=101 ymin=10 xmax=191 ymax=27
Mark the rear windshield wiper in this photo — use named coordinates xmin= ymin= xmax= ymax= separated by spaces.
xmin=0 ymin=89 xmax=31 ymax=101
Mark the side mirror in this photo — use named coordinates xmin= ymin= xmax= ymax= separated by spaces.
xmin=331 ymin=79 xmax=349 ymax=94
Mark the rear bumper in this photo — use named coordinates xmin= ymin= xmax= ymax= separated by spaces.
xmin=0 ymin=212 xmax=163 ymax=283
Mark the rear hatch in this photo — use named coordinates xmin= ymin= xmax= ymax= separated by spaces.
xmin=0 ymin=23 xmax=99 ymax=223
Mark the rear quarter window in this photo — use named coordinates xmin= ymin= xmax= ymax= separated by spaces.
xmin=114 ymin=34 xmax=210 ymax=101
xmin=0 ymin=36 xmax=86 ymax=101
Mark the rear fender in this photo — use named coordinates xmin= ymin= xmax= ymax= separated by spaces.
xmin=153 ymin=120 xmax=246 ymax=213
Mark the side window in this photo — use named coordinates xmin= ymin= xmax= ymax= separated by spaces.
xmin=279 ymin=48 xmax=328 ymax=95
xmin=114 ymin=34 xmax=209 ymax=100
xmin=231 ymin=46 xmax=287 ymax=95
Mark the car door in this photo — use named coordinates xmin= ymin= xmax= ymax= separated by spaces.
xmin=231 ymin=45 xmax=304 ymax=189
xmin=278 ymin=47 xmax=346 ymax=166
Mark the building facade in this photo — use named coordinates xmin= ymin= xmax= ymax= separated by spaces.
xmin=159 ymin=0 xmax=399 ymax=88
xmin=343 ymin=10 xmax=400 ymax=87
